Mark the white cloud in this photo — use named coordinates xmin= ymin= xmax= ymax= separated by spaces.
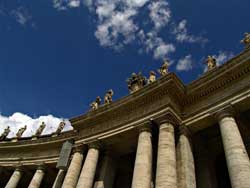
xmin=148 ymin=0 xmax=171 ymax=31
xmin=52 ymin=0 xmax=208 ymax=61
xmin=68 ymin=0 xmax=81 ymax=8
xmin=214 ymin=51 xmax=234 ymax=66
xmin=174 ymin=19 xmax=208 ymax=44
xmin=0 ymin=112 xmax=73 ymax=139
xmin=176 ymin=55 xmax=193 ymax=71
xmin=95 ymin=8 xmax=138 ymax=48
xmin=11 ymin=7 xmax=32 ymax=25
xmin=53 ymin=0 xmax=81 ymax=10
xmin=154 ymin=43 xmax=175 ymax=60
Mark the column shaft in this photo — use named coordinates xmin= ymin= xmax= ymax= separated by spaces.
xmin=76 ymin=147 xmax=99 ymax=188
xmin=28 ymin=167 xmax=45 ymax=188
xmin=94 ymin=155 xmax=116 ymax=188
xmin=176 ymin=129 xmax=196 ymax=188
xmin=219 ymin=115 xmax=250 ymax=188
xmin=52 ymin=169 xmax=65 ymax=188
xmin=62 ymin=151 xmax=84 ymax=188
xmin=131 ymin=129 xmax=153 ymax=188
xmin=5 ymin=169 xmax=22 ymax=188
xmin=155 ymin=122 xmax=177 ymax=188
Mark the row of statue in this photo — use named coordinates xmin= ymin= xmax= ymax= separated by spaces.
xmin=241 ymin=32 xmax=250 ymax=50
xmin=0 ymin=121 xmax=66 ymax=141
xmin=89 ymin=60 xmax=170 ymax=110
xmin=127 ymin=60 xmax=170 ymax=94
xmin=90 ymin=89 xmax=114 ymax=110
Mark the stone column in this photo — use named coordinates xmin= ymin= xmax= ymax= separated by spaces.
xmin=52 ymin=169 xmax=65 ymax=188
xmin=28 ymin=165 xmax=45 ymax=188
xmin=94 ymin=153 xmax=116 ymax=188
xmin=76 ymin=144 xmax=100 ymax=188
xmin=5 ymin=166 xmax=23 ymax=188
xmin=131 ymin=125 xmax=153 ymax=188
xmin=217 ymin=110 xmax=250 ymax=188
xmin=62 ymin=148 xmax=84 ymax=188
xmin=176 ymin=126 xmax=196 ymax=188
xmin=155 ymin=122 xmax=177 ymax=188
xmin=194 ymin=140 xmax=217 ymax=188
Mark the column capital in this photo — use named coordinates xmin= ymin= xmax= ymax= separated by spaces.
xmin=72 ymin=144 xmax=86 ymax=153
xmin=178 ymin=125 xmax=192 ymax=137
xmin=138 ymin=121 xmax=152 ymax=133
xmin=88 ymin=141 xmax=102 ymax=150
xmin=215 ymin=105 xmax=235 ymax=121
xmin=36 ymin=163 xmax=46 ymax=171
xmin=15 ymin=164 xmax=24 ymax=172
xmin=153 ymin=112 xmax=181 ymax=127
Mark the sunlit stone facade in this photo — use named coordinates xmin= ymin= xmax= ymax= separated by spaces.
xmin=1 ymin=49 xmax=250 ymax=188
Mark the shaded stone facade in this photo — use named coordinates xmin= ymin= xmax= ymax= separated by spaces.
xmin=1 ymin=49 xmax=250 ymax=188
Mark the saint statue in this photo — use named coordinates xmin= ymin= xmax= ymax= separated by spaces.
xmin=148 ymin=71 xmax=156 ymax=84
xmin=90 ymin=96 xmax=102 ymax=110
xmin=0 ymin=126 xmax=10 ymax=141
xmin=34 ymin=122 xmax=46 ymax=137
xmin=158 ymin=59 xmax=169 ymax=76
xmin=205 ymin=56 xmax=217 ymax=70
xmin=104 ymin=89 xmax=114 ymax=104
xmin=126 ymin=72 xmax=147 ymax=93
xmin=241 ymin=32 xmax=250 ymax=50
xmin=55 ymin=121 xmax=66 ymax=135
xmin=16 ymin=125 xmax=27 ymax=139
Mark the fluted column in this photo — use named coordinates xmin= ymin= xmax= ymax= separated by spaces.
xmin=5 ymin=166 xmax=23 ymax=188
xmin=62 ymin=147 xmax=84 ymax=188
xmin=176 ymin=126 xmax=196 ymax=188
xmin=155 ymin=121 xmax=177 ymax=188
xmin=131 ymin=125 xmax=153 ymax=188
xmin=76 ymin=144 xmax=100 ymax=188
xmin=28 ymin=165 xmax=45 ymax=188
xmin=52 ymin=169 xmax=65 ymax=188
xmin=217 ymin=110 xmax=250 ymax=188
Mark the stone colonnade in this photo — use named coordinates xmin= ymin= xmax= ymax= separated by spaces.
xmin=3 ymin=110 xmax=250 ymax=188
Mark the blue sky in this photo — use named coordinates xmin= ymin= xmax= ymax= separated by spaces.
xmin=0 ymin=0 xmax=249 ymax=136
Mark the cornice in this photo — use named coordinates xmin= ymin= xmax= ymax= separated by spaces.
xmin=71 ymin=73 xmax=185 ymax=132
xmin=184 ymin=50 xmax=250 ymax=106
xmin=0 ymin=130 xmax=77 ymax=148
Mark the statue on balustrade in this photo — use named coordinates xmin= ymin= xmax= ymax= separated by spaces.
xmin=127 ymin=72 xmax=147 ymax=93
xmin=0 ymin=126 xmax=10 ymax=141
xmin=158 ymin=59 xmax=170 ymax=76
xmin=205 ymin=56 xmax=217 ymax=71
xmin=241 ymin=32 xmax=250 ymax=50
xmin=34 ymin=122 xmax=46 ymax=137
xmin=55 ymin=121 xmax=66 ymax=135
xmin=16 ymin=125 xmax=27 ymax=139
xmin=90 ymin=96 xmax=102 ymax=110
xmin=104 ymin=89 xmax=114 ymax=104
xmin=148 ymin=71 xmax=156 ymax=84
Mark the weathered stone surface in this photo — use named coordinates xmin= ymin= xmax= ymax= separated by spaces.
xmin=155 ymin=123 xmax=177 ymax=188
xmin=76 ymin=147 xmax=99 ymax=188
xmin=62 ymin=151 xmax=84 ymax=188
xmin=218 ymin=114 xmax=250 ymax=188
xmin=5 ymin=168 xmax=23 ymax=188
xmin=28 ymin=167 xmax=45 ymax=188
xmin=131 ymin=128 xmax=152 ymax=188
xmin=52 ymin=169 xmax=65 ymax=188
xmin=177 ymin=127 xmax=196 ymax=188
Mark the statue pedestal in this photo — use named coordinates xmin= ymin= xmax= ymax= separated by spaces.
xmin=11 ymin=138 xmax=18 ymax=142
xmin=52 ymin=134 xmax=58 ymax=137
